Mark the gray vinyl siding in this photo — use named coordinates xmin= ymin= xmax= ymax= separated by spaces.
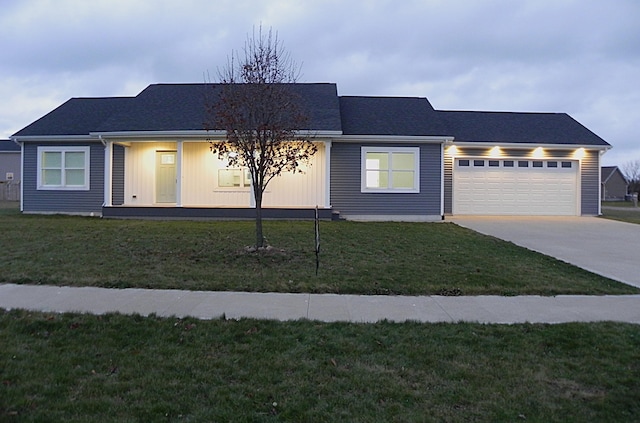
xmin=112 ymin=144 xmax=125 ymax=205
xmin=580 ymin=149 xmax=600 ymax=215
xmin=330 ymin=142 xmax=442 ymax=217
xmin=0 ymin=152 xmax=21 ymax=182
xmin=444 ymin=146 xmax=602 ymax=215
xmin=22 ymin=142 xmax=104 ymax=214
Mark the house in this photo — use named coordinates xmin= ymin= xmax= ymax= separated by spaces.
xmin=11 ymin=83 xmax=610 ymax=219
xmin=601 ymin=166 xmax=628 ymax=201
xmin=0 ymin=139 xmax=21 ymax=201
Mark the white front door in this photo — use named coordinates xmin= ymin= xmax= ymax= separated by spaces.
xmin=453 ymin=158 xmax=578 ymax=215
xmin=156 ymin=151 xmax=177 ymax=203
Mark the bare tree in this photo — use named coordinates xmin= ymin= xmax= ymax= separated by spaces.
xmin=207 ymin=26 xmax=317 ymax=249
xmin=622 ymin=159 xmax=640 ymax=195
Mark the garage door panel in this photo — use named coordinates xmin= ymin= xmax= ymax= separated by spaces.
xmin=453 ymin=159 xmax=578 ymax=215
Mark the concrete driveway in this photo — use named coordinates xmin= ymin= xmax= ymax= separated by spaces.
xmin=449 ymin=216 xmax=640 ymax=288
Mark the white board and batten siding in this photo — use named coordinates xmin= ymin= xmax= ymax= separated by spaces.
xmin=124 ymin=141 xmax=327 ymax=208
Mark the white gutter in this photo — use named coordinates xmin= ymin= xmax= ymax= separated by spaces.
xmin=451 ymin=141 xmax=611 ymax=151
xmin=11 ymin=135 xmax=95 ymax=142
xmin=338 ymin=135 xmax=454 ymax=143
xmin=89 ymin=130 xmax=344 ymax=140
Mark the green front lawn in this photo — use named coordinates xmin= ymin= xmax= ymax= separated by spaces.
xmin=0 ymin=211 xmax=636 ymax=295
xmin=1 ymin=310 xmax=639 ymax=422
xmin=601 ymin=207 xmax=640 ymax=225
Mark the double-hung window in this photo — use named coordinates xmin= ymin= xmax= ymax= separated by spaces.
xmin=361 ymin=147 xmax=420 ymax=193
xmin=37 ymin=146 xmax=90 ymax=190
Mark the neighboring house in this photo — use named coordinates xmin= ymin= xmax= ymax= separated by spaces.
xmin=11 ymin=83 xmax=611 ymax=219
xmin=0 ymin=139 xmax=21 ymax=201
xmin=601 ymin=166 xmax=628 ymax=201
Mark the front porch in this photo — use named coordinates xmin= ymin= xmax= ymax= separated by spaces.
xmin=103 ymin=139 xmax=332 ymax=211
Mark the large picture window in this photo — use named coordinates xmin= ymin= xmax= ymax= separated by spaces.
xmin=37 ymin=146 xmax=90 ymax=190
xmin=361 ymin=147 xmax=420 ymax=193
xmin=218 ymin=168 xmax=252 ymax=188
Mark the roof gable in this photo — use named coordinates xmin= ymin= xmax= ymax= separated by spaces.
xmin=601 ymin=166 xmax=628 ymax=184
xmin=339 ymin=96 xmax=449 ymax=136
xmin=96 ymin=83 xmax=342 ymax=133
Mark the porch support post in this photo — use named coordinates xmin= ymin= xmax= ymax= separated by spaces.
xmin=176 ymin=140 xmax=183 ymax=207
xmin=103 ymin=140 xmax=113 ymax=207
xmin=324 ymin=140 xmax=331 ymax=208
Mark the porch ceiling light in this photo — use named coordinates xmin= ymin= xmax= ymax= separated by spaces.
xmin=446 ymin=145 xmax=459 ymax=156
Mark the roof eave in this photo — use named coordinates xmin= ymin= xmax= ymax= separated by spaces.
xmin=92 ymin=130 xmax=343 ymax=140
xmin=11 ymin=135 xmax=96 ymax=142
xmin=451 ymin=141 xmax=611 ymax=150
xmin=337 ymin=135 xmax=453 ymax=143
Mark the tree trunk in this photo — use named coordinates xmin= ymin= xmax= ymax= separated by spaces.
xmin=255 ymin=190 xmax=264 ymax=248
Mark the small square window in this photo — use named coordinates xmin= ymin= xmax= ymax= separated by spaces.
xmin=503 ymin=160 xmax=514 ymax=167
xmin=458 ymin=159 xmax=470 ymax=167
xmin=518 ymin=161 xmax=529 ymax=168
xmin=547 ymin=161 xmax=558 ymax=168
xmin=473 ymin=160 xmax=485 ymax=167
xmin=532 ymin=161 xmax=543 ymax=168
xmin=561 ymin=161 xmax=572 ymax=168
xmin=488 ymin=160 xmax=499 ymax=167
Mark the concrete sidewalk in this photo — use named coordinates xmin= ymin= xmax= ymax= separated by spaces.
xmin=1 ymin=283 xmax=639 ymax=324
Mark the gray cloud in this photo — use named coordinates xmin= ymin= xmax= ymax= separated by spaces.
xmin=1 ymin=0 xmax=638 ymax=166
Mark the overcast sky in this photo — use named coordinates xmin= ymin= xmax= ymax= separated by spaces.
xmin=1 ymin=0 xmax=638 ymax=166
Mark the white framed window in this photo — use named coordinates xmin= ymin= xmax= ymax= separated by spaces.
xmin=218 ymin=168 xmax=252 ymax=188
xmin=361 ymin=147 xmax=420 ymax=193
xmin=37 ymin=146 xmax=90 ymax=190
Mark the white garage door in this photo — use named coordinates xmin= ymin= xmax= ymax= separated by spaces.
xmin=453 ymin=158 xmax=578 ymax=215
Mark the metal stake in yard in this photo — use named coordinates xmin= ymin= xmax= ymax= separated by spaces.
xmin=315 ymin=206 xmax=320 ymax=275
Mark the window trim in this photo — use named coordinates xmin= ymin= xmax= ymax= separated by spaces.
xmin=37 ymin=146 xmax=90 ymax=191
xmin=361 ymin=147 xmax=420 ymax=193
xmin=217 ymin=167 xmax=252 ymax=189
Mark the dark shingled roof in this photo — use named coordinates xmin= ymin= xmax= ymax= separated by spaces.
xmin=13 ymin=83 xmax=342 ymax=136
xmin=13 ymin=97 xmax=134 ymax=137
xmin=438 ymin=110 xmax=610 ymax=146
xmin=339 ymin=96 xmax=450 ymax=136
xmin=0 ymin=139 xmax=20 ymax=151
xmin=96 ymin=83 xmax=342 ymax=133
xmin=11 ymin=83 xmax=611 ymax=147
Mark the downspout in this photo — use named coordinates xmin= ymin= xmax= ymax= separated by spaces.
xmin=10 ymin=137 xmax=23 ymax=212
xmin=440 ymin=142 xmax=445 ymax=220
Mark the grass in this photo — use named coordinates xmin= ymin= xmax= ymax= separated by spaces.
xmin=0 ymin=209 xmax=637 ymax=296
xmin=601 ymin=203 xmax=640 ymax=225
xmin=1 ymin=310 xmax=639 ymax=422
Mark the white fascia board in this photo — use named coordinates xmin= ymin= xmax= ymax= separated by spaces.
xmin=91 ymin=130 xmax=342 ymax=141
xmin=90 ymin=130 xmax=221 ymax=140
xmin=296 ymin=130 xmax=343 ymax=138
xmin=11 ymin=135 xmax=95 ymax=142
xmin=337 ymin=135 xmax=453 ymax=143
xmin=451 ymin=141 xmax=611 ymax=151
